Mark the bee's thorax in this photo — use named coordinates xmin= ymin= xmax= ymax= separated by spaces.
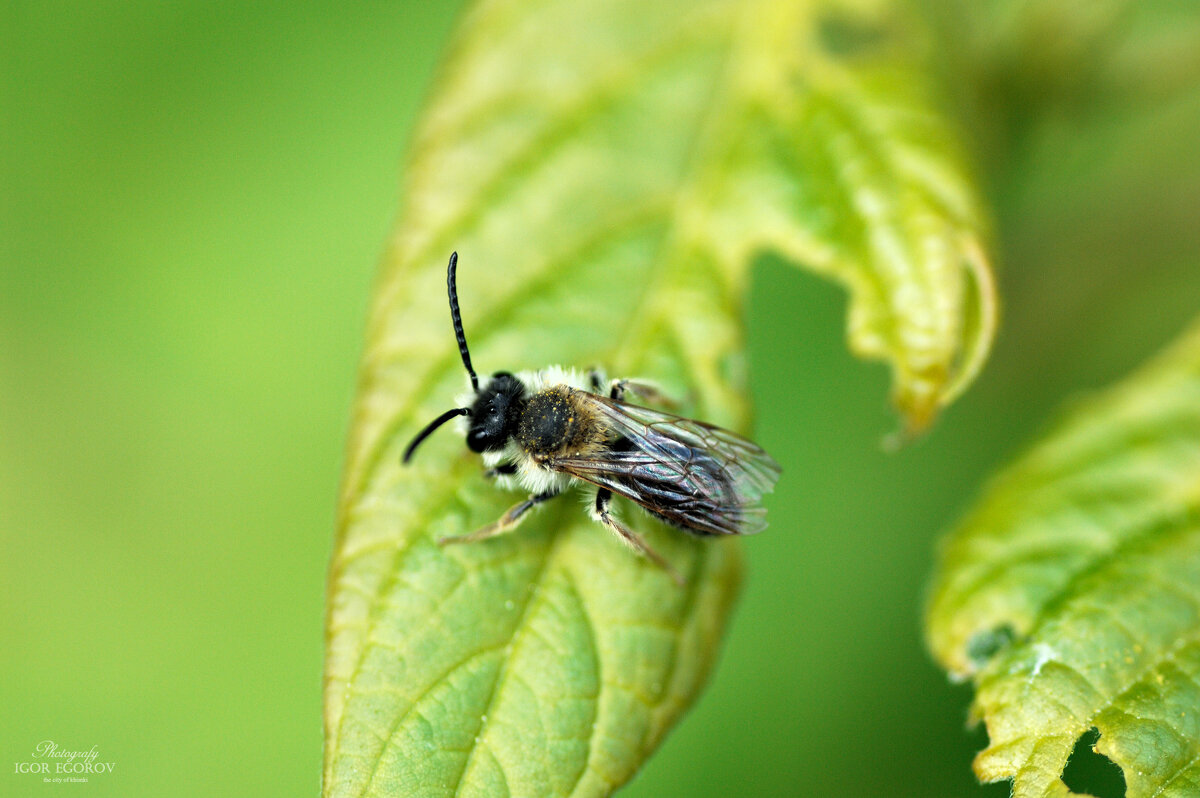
xmin=516 ymin=387 xmax=605 ymax=457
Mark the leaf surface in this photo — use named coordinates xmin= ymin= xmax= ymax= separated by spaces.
xmin=926 ymin=320 xmax=1200 ymax=796
xmin=325 ymin=0 xmax=994 ymax=796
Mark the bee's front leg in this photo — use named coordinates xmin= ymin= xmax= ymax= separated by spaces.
xmin=438 ymin=488 xmax=561 ymax=546
xmin=483 ymin=462 xmax=519 ymax=479
xmin=592 ymin=488 xmax=684 ymax=586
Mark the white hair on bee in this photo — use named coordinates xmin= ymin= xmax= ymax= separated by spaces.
xmin=525 ymin=365 xmax=591 ymax=393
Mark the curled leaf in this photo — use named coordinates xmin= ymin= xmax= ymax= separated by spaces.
xmin=926 ymin=318 xmax=1200 ymax=795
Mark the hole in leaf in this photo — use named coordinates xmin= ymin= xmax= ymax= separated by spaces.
xmin=965 ymin=624 xmax=1015 ymax=668
xmin=1061 ymin=728 xmax=1125 ymax=798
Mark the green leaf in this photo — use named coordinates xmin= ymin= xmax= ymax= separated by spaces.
xmin=926 ymin=319 xmax=1200 ymax=796
xmin=324 ymin=0 xmax=995 ymax=795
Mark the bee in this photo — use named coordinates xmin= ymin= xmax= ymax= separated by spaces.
xmin=403 ymin=252 xmax=781 ymax=583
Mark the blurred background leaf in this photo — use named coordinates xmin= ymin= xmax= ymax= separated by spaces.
xmin=3 ymin=0 xmax=1200 ymax=796
xmin=926 ymin=319 xmax=1200 ymax=796
xmin=918 ymin=1 xmax=1200 ymax=792
xmin=325 ymin=0 xmax=992 ymax=794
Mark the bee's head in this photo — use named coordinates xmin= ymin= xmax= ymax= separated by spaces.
xmin=465 ymin=372 xmax=526 ymax=453
xmin=403 ymin=253 xmax=526 ymax=464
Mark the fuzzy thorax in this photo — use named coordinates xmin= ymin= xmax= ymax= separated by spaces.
xmin=459 ymin=366 xmax=599 ymax=497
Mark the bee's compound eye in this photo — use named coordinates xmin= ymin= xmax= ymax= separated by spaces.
xmin=466 ymin=376 xmax=523 ymax=453
xmin=466 ymin=427 xmax=490 ymax=453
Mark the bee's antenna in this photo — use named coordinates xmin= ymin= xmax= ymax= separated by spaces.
xmin=447 ymin=252 xmax=479 ymax=392
xmin=403 ymin=407 xmax=471 ymax=463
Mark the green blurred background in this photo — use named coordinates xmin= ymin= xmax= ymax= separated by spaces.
xmin=4 ymin=1 xmax=1200 ymax=796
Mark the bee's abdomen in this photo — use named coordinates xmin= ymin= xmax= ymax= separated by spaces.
xmin=517 ymin=387 xmax=597 ymax=456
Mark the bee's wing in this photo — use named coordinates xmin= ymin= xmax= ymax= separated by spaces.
xmin=551 ymin=392 xmax=781 ymax=536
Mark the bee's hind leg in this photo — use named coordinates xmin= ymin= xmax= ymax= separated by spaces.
xmin=607 ymin=379 xmax=681 ymax=409
xmin=589 ymin=368 xmax=680 ymax=408
xmin=593 ymin=488 xmax=684 ymax=586
xmin=439 ymin=489 xmax=560 ymax=546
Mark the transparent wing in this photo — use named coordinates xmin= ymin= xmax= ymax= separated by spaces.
xmin=549 ymin=392 xmax=781 ymax=536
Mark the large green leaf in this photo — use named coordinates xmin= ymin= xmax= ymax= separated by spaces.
xmin=324 ymin=0 xmax=994 ymax=795
xmin=926 ymin=319 xmax=1200 ymax=796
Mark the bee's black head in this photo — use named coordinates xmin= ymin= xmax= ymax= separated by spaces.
xmin=402 ymin=253 xmax=528 ymax=464
xmin=465 ymin=372 xmax=526 ymax=453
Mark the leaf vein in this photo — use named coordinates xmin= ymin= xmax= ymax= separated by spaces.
xmin=447 ymin=503 xmax=574 ymax=798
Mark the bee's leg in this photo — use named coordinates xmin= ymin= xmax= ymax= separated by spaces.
xmin=483 ymin=462 xmax=519 ymax=479
xmin=439 ymin=489 xmax=561 ymax=545
xmin=593 ymin=488 xmax=684 ymax=586
xmin=608 ymin=379 xmax=681 ymax=410
xmin=587 ymin=369 xmax=606 ymax=394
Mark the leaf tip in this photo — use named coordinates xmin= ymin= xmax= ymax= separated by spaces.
xmin=888 ymin=234 xmax=999 ymax=437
